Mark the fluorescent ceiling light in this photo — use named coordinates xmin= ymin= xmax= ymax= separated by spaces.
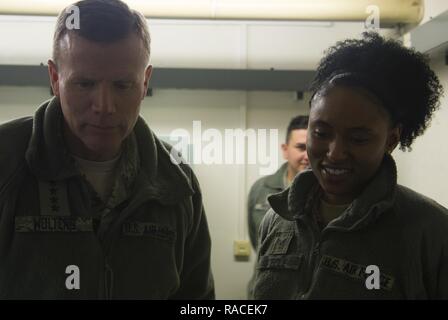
xmin=0 ymin=0 xmax=423 ymax=24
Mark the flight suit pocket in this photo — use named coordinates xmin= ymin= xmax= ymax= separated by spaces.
xmin=113 ymin=221 xmax=178 ymax=297
xmin=253 ymin=254 xmax=304 ymax=299
xmin=257 ymin=254 xmax=303 ymax=270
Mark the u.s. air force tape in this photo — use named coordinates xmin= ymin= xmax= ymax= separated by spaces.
xmin=122 ymin=222 xmax=176 ymax=242
xmin=15 ymin=216 xmax=93 ymax=232
xmin=319 ymin=254 xmax=395 ymax=290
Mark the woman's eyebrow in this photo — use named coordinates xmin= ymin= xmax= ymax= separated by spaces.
xmin=348 ymin=127 xmax=374 ymax=133
xmin=313 ymin=120 xmax=331 ymax=127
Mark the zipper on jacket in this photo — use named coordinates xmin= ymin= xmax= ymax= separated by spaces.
xmin=313 ymin=242 xmax=320 ymax=255
xmin=303 ymin=217 xmax=324 ymax=297
xmin=299 ymin=240 xmax=321 ymax=299
xmin=302 ymin=240 xmax=321 ymax=297
xmin=104 ymin=261 xmax=114 ymax=299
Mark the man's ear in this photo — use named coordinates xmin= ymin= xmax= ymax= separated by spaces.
xmin=48 ymin=59 xmax=60 ymax=97
xmin=281 ymin=143 xmax=288 ymax=160
xmin=142 ymin=65 xmax=153 ymax=100
xmin=387 ymin=124 xmax=402 ymax=153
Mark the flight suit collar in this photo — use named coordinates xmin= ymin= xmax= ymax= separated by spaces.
xmin=263 ymin=162 xmax=288 ymax=190
xmin=26 ymin=96 xmax=194 ymax=205
xmin=268 ymin=154 xmax=397 ymax=231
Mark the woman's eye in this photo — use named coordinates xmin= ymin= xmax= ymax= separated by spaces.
xmin=313 ymin=130 xmax=329 ymax=139
xmin=351 ymin=136 xmax=369 ymax=144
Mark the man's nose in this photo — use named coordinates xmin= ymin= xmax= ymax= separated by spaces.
xmin=92 ymin=84 xmax=116 ymax=114
xmin=303 ymin=151 xmax=309 ymax=163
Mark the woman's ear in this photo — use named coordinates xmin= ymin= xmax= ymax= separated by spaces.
xmin=386 ymin=124 xmax=402 ymax=153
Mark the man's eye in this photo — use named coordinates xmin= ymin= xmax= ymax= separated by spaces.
xmin=114 ymin=81 xmax=133 ymax=90
xmin=76 ymin=81 xmax=94 ymax=89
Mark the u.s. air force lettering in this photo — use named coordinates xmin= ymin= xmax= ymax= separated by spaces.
xmin=15 ymin=216 xmax=93 ymax=232
xmin=122 ymin=221 xmax=175 ymax=242
xmin=319 ymin=255 xmax=395 ymax=290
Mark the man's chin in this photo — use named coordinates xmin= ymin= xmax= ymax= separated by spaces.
xmin=297 ymin=165 xmax=310 ymax=173
xmin=82 ymin=142 xmax=122 ymax=161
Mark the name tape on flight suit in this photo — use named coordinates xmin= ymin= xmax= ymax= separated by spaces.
xmin=15 ymin=216 xmax=93 ymax=232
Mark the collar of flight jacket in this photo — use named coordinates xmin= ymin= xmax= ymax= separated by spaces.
xmin=268 ymin=154 xmax=398 ymax=231
xmin=25 ymin=96 xmax=195 ymax=205
xmin=263 ymin=162 xmax=288 ymax=190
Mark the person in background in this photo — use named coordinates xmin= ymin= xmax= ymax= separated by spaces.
xmin=248 ymin=115 xmax=309 ymax=251
xmin=252 ymin=32 xmax=448 ymax=299
xmin=0 ymin=0 xmax=214 ymax=299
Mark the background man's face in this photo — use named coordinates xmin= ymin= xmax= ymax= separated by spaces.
xmin=49 ymin=33 xmax=152 ymax=160
xmin=282 ymin=129 xmax=309 ymax=176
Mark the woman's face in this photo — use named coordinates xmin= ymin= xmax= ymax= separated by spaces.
xmin=307 ymin=85 xmax=400 ymax=205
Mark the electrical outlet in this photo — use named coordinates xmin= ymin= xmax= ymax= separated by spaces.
xmin=234 ymin=240 xmax=251 ymax=258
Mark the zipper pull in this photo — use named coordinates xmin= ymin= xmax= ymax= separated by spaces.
xmin=104 ymin=262 xmax=113 ymax=299
xmin=313 ymin=242 xmax=320 ymax=255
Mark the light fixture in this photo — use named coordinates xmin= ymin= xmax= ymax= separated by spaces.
xmin=0 ymin=0 xmax=423 ymax=24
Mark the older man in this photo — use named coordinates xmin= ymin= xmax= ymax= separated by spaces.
xmin=0 ymin=0 xmax=214 ymax=299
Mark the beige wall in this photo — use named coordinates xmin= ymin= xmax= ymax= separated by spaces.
xmin=393 ymin=50 xmax=448 ymax=208
xmin=391 ymin=0 xmax=448 ymax=208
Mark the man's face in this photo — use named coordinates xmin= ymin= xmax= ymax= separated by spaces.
xmin=48 ymin=33 xmax=152 ymax=161
xmin=282 ymin=129 xmax=310 ymax=176
xmin=307 ymin=86 xmax=400 ymax=204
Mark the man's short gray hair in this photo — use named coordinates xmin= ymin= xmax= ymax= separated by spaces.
xmin=53 ymin=0 xmax=150 ymax=66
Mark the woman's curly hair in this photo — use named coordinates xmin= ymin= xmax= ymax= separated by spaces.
xmin=309 ymin=32 xmax=443 ymax=151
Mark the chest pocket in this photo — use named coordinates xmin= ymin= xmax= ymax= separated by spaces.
xmin=111 ymin=221 xmax=178 ymax=297
xmin=259 ymin=231 xmax=302 ymax=268
xmin=254 ymin=232 xmax=304 ymax=299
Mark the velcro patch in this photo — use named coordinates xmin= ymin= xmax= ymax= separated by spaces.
xmin=319 ymin=255 xmax=395 ymax=290
xmin=15 ymin=216 xmax=93 ymax=233
xmin=267 ymin=231 xmax=294 ymax=255
xmin=122 ymin=222 xmax=176 ymax=242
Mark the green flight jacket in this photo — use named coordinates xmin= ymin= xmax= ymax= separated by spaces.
xmin=248 ymin=163 xmax=287 ymax=250
xmin=0 ymin=97 xmax=214 ymax=299
xmin=252 ymin=155 xmax=448 ymax=299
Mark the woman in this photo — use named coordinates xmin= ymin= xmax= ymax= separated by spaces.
xmin=251 ymin=32 xmax=447 ymax=299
